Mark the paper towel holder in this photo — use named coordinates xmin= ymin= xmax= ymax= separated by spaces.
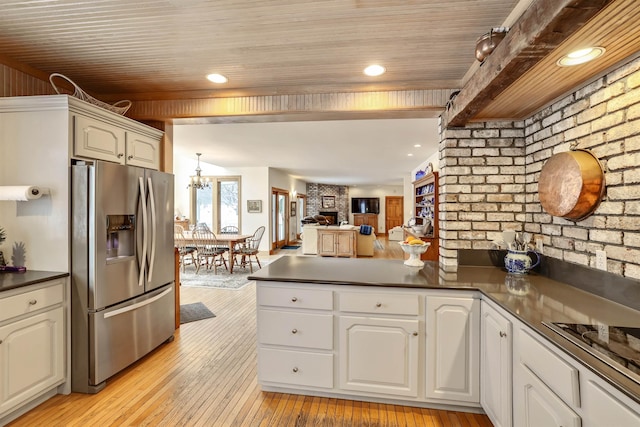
xmin=0 ymin=185 xmax=50 ymax=201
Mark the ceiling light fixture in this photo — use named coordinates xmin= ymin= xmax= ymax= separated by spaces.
xmin=364 ymin=64 xmax=386 ymax=76
xmin=408 ymin=153 xmax=414 ymax=157
xmin=414 ymin=144 xmax=422 ymax=148
xmin=206 ymin=73 xmax=228 ymax=83
xmin=557 ymin=47 xmax=605 ymax=67
xmin=187 ymin=153 xmax=211 ymax=190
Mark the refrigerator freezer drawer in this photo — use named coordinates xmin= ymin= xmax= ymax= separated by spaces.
xmin=89 ymin=284 xmax=175 ymax=386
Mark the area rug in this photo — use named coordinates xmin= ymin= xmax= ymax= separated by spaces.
xmin=179 ymin=260 xmax=270 ymax=290
xmin=374 ymin=240 xmax=385 ymax=250
xmin=180 ymin=302 xmax=216 ymax=324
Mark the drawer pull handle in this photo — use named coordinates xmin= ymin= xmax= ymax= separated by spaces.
xmin=292 ymin=367 xmax=299 ymax=373
xmin=375 ymin=302 xmax=382 ymax=308
xmin=413 ymin=331 xmax=418 ymax=336
xmin=291 ymin=297 xmax=298 ymax=302
xmin=29 ymin=299 xmax=38 ymax=305
xmin=499 ymin=331 xmax=507 ymax=338
xmin=291 ymin=329 xmax=298 ymax=334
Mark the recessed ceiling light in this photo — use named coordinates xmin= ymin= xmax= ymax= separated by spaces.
xmin=206 ymin=73 xmax=228 ymax=83
xmin=557 ymin=47 xmax=605 ymax=67
xmin=364 ymin=65 xmax=386 ymax=76
xmin=407 ymin=153 xmax=413 ymax=157
xmin=414 ymin=144 xmax=422 ymax=148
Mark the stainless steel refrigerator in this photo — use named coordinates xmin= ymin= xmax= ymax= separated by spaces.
xmin=71 ymin=160 xmax=175 ymax=393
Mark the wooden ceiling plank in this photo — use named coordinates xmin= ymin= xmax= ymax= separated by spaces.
xmin=443 ymin=0 xmax=614 ymax=127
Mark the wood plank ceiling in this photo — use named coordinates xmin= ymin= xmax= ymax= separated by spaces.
xmin=0 ymin=0 xmax=638 ymax=124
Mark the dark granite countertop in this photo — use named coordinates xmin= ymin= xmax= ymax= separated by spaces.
xmin=0 ymin=270 xmax=69 ymax=292
xmin=250 ymin=256 xmax=640 ymax=403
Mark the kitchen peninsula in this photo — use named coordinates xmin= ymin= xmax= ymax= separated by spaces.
xmin=250 ymin=256 xmax=640 ymax=426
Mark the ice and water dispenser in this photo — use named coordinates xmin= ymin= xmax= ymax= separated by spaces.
xmin=106 ymin=215 xmax=135 ymax=260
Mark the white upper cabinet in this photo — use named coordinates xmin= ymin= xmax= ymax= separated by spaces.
xmin=73 ymin=114 xmax=126 ymax=164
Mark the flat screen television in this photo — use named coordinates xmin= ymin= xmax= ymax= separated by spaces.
xmin=351 ymin=197 xmax=380 ymax=214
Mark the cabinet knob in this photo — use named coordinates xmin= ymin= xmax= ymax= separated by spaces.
xmin=499 ymin=331 xmax=507 ymax=338
xmin=29 ymin=299 xmax=37 ymax=305
xmin=291 ymin=329 xmax=298 ymax=334
xmin=292 ymin=367 xmax=299 ymax=373
xmin=291 ymin=297 xmax=298 ymax=302
xmin=375 ymin=302 xmax=382 ymax=308
xmin=127 ymin=155 xmax=133 ymax=160
xmin=412 ymin=331 xmax=418 ymax=336
xmin=117 ymin=153 xmax=124 ymax=158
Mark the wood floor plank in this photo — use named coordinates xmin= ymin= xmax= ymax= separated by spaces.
xmin=8 ymin=237 xmax=493 ymax=426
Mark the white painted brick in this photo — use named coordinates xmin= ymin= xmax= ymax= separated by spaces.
xmin=486 ymin=176 xmax=514 ymax=185
xmin=457 ymin=138 xmax=488 ymax=147
xmin=592 ymin=110 xmax=626 ymax=132
xmin=562 ymin=98 xmax=590 ymax=118
xmin=472 ymin=129 xmax=499 ymax=138
xmin=544 ymin=247 xmax=563 ymax=259
xmin=500 ymin=166 xmax=526 ymax=175
xmin=459 ymin=175 xmax=485 ymax=184
xmin=575 ymin=77 xmax=605 ymax=99
xmin=590 ymin=81 xmax=626 ymax=106
xmin=564 ymin=251 xmax=589 ymax=266
xmin=443 ymin=129 xmax=472 ymax=138
xmin=608 ymin=88 xmax=640 ymax=112
xmin=469 ymin=203 xmax=499 ymax=212
xmin=471 ymin=166 xmax=501 ymax=175
xmin=447 ymin=148 xmax=473 ymax=157
xmin=607 ymin=185 xmax=640 ymax=200
xmin=604 ymin=245 xmax=640 ymax=263
xmin=624 ymin=168 xmax=640 ymax=184
xmin=442 ymin=166 xmax=472 ymax=175
xmin=500 ymin=128 xmax=525 ymax=138
xmin=487 ymin=193 xmax=514 ymax=202
xmin=607 ymin=57 xmax=640 ymax=83
xmin=576 ymin=132 xmax=606 ymax=149
xmin=542 ymin=111 xmax=562 ymax=128
xmin=472 ymin=148 xmax=500 ymax=157
xmin=487 ymin=138 xmax=517 ymax=147
xmin=486 ymin=157 xmax=513 ymax=166
xmin=589 ymin=229 xmax=623 ymax=244
xmin=533 ymin=127 xmax=553 ymax=142
xmin=472 ymin=241 xmax=495 ymax=250
xmin=445 ymin=221 xmax=472 ymax=231
xmin=625 ymin=263 xmax=640 ymax=280
xmin=624 ymin=232 xmax=640 ymax=247
xmin=552 ymin=237 xmax=575 ymax=250
xmin=625 ymin=201 xmax=640 ymax=215
xmin=472 ymin=185 xmax=500 ymax=193
xmin=564 ymin=122 xmax=592 ymax=141
xmin=486 ymin=213 xmax=515 ymax=222
xmin=564 ymin=227 xmax=589 ymax=240
xmin=576 ymin=103 xmax=607 ymax=125
xmin=458 ymin=231 xmax=486 ymax=241
xmin=439 ymin=230 xmax=458 ymax=240
xmin=457 ymin=194 xmax=486 ymax=203
xmin=606 ymin=216 xmax=640 ymax=229
xmin=541 ymin=224 xmax=562 ymax=235
xmin=629 ymin=103 xmax=640 ymax=120
xmin=552 ymin=94 xmax=575 ymax=112
xmin=459 ymin=212 xmax=485 ymax=221
xmin=532 ymin=213 xmax=553 ymax=223
xmin=541 ymin=134 xmax=565 ymax=149
xmin=442 ymin=203 xmax=471 ymax=212
xmin=501 ymin=184 xmax=526 ymax=193
xmin=501 ymin=148 xmax=526 ymax=157
xmin=473 ymin=222 xmax=501 ymax=231
xmin=627 ymin=70 xmax=640 ymax=89
xmin=458 ymin=157 xmax=486 ymax=166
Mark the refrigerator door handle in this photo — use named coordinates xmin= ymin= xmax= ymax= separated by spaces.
xmin=138 ymin=176 xmax=148 ymax=288
xmin=103 ymin=287 xmax=172 ymax=319
xmin=147 ymin=176 xmax=157 ymax=283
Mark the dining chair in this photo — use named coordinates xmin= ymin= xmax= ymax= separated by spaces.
xmin=174 ymin=225 xmax=196 ymax=273
xmin=236 ymin=226 xmax=266 ymax=273
xmin=194 ymin=229 xmax=228 ymax=274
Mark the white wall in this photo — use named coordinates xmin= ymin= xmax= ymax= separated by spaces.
xmin=0 ymin=106 xmax=70 ymax=271
xmin=269 ymin=168 xmax=307 ymax=242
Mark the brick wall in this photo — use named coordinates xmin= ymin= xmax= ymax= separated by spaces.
xmin=306 ymin=183 xmax=349 ymax=223
xmin=440 ymin=56 xmax=640 ymax=280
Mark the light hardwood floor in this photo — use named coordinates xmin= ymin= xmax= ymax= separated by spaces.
xmin=9 ymin=236 xmax=493 ymax=426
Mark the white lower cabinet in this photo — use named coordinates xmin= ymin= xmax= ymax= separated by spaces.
xmin=425 ymin=295 xmax=480 ymax=403
xmin=515 ymin=363 xmax=581 ymax=427
xmin=480 ymin=301 xmax=512 ymax=427
xmin=339 ymin=316 xmax=419 ymax=397
xmin=0 ymin=279 xmax=66 ymax=423
xmin=581 ymin=371 xmax=640 ymax=427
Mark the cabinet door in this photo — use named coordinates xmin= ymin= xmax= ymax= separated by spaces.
xmin=582 ymin=377 xmax=640 ymax=427
xmin=73 ymin=114 xmax=126 ymax=163
xmin=339 ymin=316 xmax=419 ymax=397
xmin=335 ymin=231 xmax=355 ymax=257
xmin=0 ymin=308 xmax=64 ymax=414
xmin=317 ymin=231 xmax=337 ymax=256
xmin=514 ymin=364 xmax=581 ymax=427
xmin=425 ymin=296 xmax=480 ymax=402
xmin=126 ymin=132 xmax=160 ymax=170
xmin=481 ymin=302 xmax=512 ymax=427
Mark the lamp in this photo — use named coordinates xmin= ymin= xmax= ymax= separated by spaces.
xmin=187 ymin=153 xmax=211 ymax=190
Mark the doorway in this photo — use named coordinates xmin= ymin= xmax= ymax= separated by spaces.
xmin=271 ymin=187 xmax=289 ymax=251
xmin=385 ymin=196 xmax=404 ymax=232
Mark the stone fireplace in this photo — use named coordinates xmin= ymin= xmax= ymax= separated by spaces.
xmin=319 ymin=211 xmax=338 ymax=225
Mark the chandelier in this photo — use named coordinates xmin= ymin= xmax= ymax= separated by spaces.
xmin=188 ymin=153 xmax=211 ymax=190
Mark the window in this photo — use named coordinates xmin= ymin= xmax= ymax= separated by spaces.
xmin=191 ymin=176 xmax=241 ymax=233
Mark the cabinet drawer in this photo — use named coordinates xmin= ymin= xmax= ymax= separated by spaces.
xmin=519 ymin=328 xmax=580 ymax=407
xmin=257 ymin=285 xmax=333 ymax=310
xmin=258 ymin=310 xmax=333 ymax=350
xmin=0 ymin=282 xmax=64 ymax=323
xmin=339 ymin=291 xmax=419 ymax=315
xmin=258 ymin=348 xmax=333 ymax=388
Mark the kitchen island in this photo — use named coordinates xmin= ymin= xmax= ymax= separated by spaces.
xmin=250 ymin=256 xmax=640 ymax=426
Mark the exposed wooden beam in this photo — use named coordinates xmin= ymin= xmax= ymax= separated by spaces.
xmin=126 ymin=89 xmax=454 ymax=122
xmin=442 ymin=0 xmax=613 ymax=127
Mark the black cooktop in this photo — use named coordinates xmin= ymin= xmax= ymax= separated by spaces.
xmin=544 ymin=322 xmax=640 ymax=383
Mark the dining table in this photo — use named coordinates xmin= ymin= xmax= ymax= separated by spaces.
xmin=183 ymin=231 xmax=252 ymax=273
